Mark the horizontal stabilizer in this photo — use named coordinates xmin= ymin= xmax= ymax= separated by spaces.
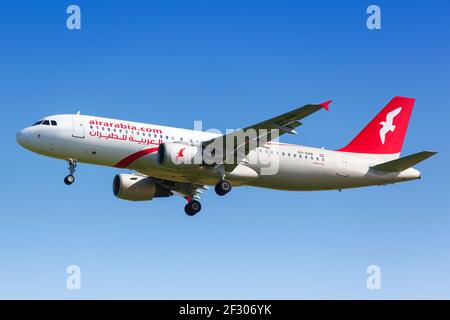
xmin=371 ymin=151 xmax=437 ymax=172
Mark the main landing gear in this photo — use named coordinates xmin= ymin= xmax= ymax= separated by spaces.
xmin=215 ymin=179 xmax=232 ymax=196
xmin=183 ymin=179 xmax=231 ymax=216
xmin=64 ymin=159 xmax=77 ymax=185
xmin=185 ymin=199 xmax=202 ymax=216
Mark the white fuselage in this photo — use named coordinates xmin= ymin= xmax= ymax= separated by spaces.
xmin=16 ymin=114 xmax=420 ymax=191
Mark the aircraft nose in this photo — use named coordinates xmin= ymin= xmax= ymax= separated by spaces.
xmin=16 ymin=128 xmax=30 ymax=148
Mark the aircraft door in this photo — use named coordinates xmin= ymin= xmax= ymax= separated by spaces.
xmin=337 ymin=154 xmax=350 ymax=177
xmin=72 ymin=114 xmax=85 ymax=138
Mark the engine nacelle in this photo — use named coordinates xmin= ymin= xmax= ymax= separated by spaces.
xmin=113 ymin=174 xmax=171 ymax=201
xmin=157 ymin=142 xmax=202 ymax=169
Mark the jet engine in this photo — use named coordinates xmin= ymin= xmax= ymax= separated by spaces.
xmin=113 ymin=174 xmax=172 ymax=201
xmin=157 ymin=142 xmax=202 ymax=169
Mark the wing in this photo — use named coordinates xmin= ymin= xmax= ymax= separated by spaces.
xmin=202 ymin=100 xmax=331 ymax=171
xmin=153 ymin=177 xmax=208 ymax=201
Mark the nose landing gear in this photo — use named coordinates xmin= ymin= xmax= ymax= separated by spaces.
xmin=64 ymin=159 xmax=77 ymax=185
xmin=64 ymin=175 xmax=75 ymax=185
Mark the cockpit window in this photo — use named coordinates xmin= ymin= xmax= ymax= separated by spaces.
xmin=32 ymin=119 xmax=57 ymax=126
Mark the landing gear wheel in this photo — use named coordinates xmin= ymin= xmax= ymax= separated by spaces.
xmin=65 ymin=159 xmax=77 ymax=185
xmin=185 ymin=200 xmax=202 ymax=216
xmin=215 ymin=180 xmax=232 ymax=196
xmin=64 ymin=175 xmax=75 ymax=185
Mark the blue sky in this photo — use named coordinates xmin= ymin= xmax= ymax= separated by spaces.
xmin=0 ymin=0 xmax=449 ymax=299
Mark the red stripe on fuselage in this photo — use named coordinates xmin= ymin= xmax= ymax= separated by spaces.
xmin=114 ymin=147 xmax=159 ymax=168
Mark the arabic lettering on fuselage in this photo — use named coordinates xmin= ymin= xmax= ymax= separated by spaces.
xmin=88 ymin=130 xmax=163 ymax=146
xmin=88 ymin=118 xmax=165 ymax=146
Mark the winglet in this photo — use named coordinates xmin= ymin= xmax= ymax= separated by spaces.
xmin=320 ymin=100 xmax=332 ymax=111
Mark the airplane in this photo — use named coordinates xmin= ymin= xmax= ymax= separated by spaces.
xmin=16 ymin=96 xmax=436 ymax=216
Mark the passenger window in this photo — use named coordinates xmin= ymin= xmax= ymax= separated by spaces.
xmin=42 ymin=120 xmax=50 ymax=125
xmin=51 ymin=120 xmax=57 ymax=126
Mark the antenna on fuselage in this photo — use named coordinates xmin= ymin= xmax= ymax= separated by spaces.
xmin=76 ymin=111 xmax=81 ymax=115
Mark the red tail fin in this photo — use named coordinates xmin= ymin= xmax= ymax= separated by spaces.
xmin=338 ymin=96 xmax=415 ymax=154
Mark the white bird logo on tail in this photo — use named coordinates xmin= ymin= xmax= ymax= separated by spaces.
xmin=379 ymin=107 xmax=402 ymax=144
